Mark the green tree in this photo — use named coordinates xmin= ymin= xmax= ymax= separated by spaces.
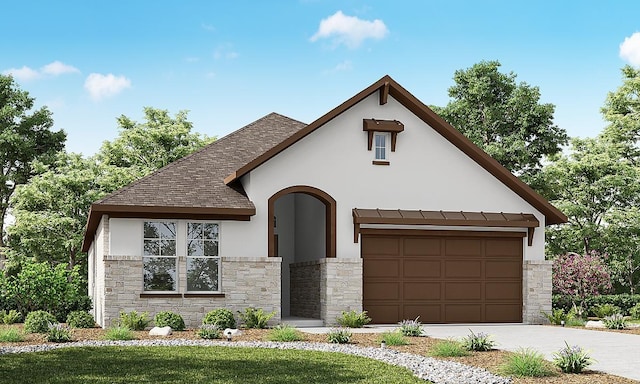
xmin=0 ymin=75 xmax=66 ymax=259
xmin=98 ymin=107 xmax=213 ymax=177
xmin=432 ymin=60 xmax=567 ymax=184
xmin=600 ymin=65 xmax=640 ymax=153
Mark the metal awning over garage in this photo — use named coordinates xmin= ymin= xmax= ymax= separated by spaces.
xmin=353 ymin=209 xmax=540 ymax=246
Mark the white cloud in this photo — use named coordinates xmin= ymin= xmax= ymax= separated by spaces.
xmin=620 ymin=32 xmax=640 ymax=67
xmin=201 ymin=23 xmax=215 ymax=31
xmin=41 ymin=61 xmax=80 ymax=75
xmin=214 ymin=44 xmax=239 ymax=60
xmin=2 ymin=66 xmax=41 ymax=81
xmin=84 ymin=73 xmax=131 ymax=100
xmin=324 ymin=60 xmax=353 ymax=74
xmin=310 ymin=11 xmax=388 ymax=49
xmin=185 ymin=57 xmax=200 ymax=63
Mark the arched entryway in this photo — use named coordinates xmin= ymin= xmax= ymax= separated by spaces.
xmin=268 ymin=186 xmax=336 ymax=321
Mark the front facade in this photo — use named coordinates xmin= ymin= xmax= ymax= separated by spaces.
xmin=83 ymin=76 xmax=566 ymax=328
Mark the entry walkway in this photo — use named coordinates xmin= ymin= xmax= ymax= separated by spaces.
xmin=302 ymin=324 xmax=640 ymax=381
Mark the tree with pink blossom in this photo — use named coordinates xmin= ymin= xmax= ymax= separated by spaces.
xmin=552 ymin=251 xmax=613 ymax=312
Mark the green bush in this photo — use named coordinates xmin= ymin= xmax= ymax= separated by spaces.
xmin=430 ymin=339 xmax=469 ymax=357
xmin=629 ymin=303 xmax=640 ymax=320
xmin=118 ymin=311 xmax=151 ymax=331
xmin=552 ymin=342 xmax=594 ymax=373
xmin=24 ymin=310 xmax=56 ymax=333
xmin=198 ymin=324 xmax=222 ymax=339
xmin=202 ymin=308 xmax=236 ymax=329
xmin=0 ymin=327 xmax=24 ymax=342
xmin=336 ymin=310 xmax=371 ymax=328
xmin=46 ymin=323 xmax=72 ymax=343
xmin=565 ymin=316 xmax=586 ymax=327
xmin=66 ymin=311 xmax=95 ymax=328
xmin=154 ymin=311 xmax=185 ymax=331
xmin=266 ymin=325 xmax=303 ymax=342
xmin=327 ymin=328 xmax=352 ymax=344
xmin=104 ymin=326 xmax=136 ymax=341
xmin=379 ymin=331 xmax=409 ymax=346
xmin=541 ymin=309 xmax=566 ymax=325
xmin=499 ymin=348 xmax=556 ymax=377
xmin=602 ymin=313 xmax=627 ymax=329
xmin=462 ymin=330 xmax=496 ymax=351
xmin=592 ymin=303 xmax=621 ymax=318
xmin=238 ymin=307 xmax=275 ymax=329
xmin=2 ymin=310 xmax=22 ymax=324
xmin=398 ymin=317 xmax=423 ymax=337
xmin=553 ymin=294 xmax=640 ymax=316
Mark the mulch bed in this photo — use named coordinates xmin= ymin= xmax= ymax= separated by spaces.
xmin=1 ymin=326 xmax=637 ymax=384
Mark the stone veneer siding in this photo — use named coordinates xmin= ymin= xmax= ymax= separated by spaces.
xmin=290 ymin=261 xmax=321 ymax=318
xmin=101 ymin=256 xmax=281 ymax=329
xmin=320 ymin=258 xmax=363 ymax=326
xmin=522 ymin=260 xmax=552 ymax=324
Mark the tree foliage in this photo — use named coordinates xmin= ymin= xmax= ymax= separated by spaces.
xmin=552 ymin=252 xmax=612 ymax=310
xmin=432 ymin=60 xmax=567 ymax=183
xmin=0 ymin=75 xmax=66 ymax=252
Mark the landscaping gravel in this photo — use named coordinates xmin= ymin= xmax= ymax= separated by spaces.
xmin=0 ymin=339 xmax=512 ymax=384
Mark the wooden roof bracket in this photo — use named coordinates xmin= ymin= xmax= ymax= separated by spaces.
xmin=379 ymin=81 xmax=390 ymax=105
xmin=363 ymin=119 xmax=404 ymax=151
xmin=527 ymin=226 xmax=535 ymax=246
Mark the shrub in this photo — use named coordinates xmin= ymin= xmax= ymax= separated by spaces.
xmin=629 ymin=303 xmax=640 ymax=320
xmin=379 ymin=331 xmax=409 ymax=346
xmin=24 ymin=310 xmax=56 ymax=333
xmin=154 ymin=311 xmax=185 ymax=331
xmin=336 ymin=310 xmax=371 ymax=328
xmin=553 ymin=294 xmax=640 ymax=315
xmin=565 ymin=316 xmax=586 ymax=327
xmin=118 ymin=311 xmax=151 ymax=331
xmin=198 ymin=324 xmax=222 ymax=339
xmin=266 ymin=325 xmax=303 ymax=342
xmin=104 ymin=326 xmax=136 ymax=341
xmin=66 ymin=311 xmax=95 ymax=328
xmin=462 ymin=330 xmax=496 ymax=351
xmin=398 ymin=317 xmax=423 ymax=337
xmin=553 ymin=342 xmax=594 ymax=373
xmin=430 ymin=339 xmax=469 ymax=357
xmin=327 ymin=328 xmax=352 ymax=344
xmin=541 ymin=309 xmax=566 ymax=325
xmin=552 ymin=252 xmax=612 ymax=314
xmin=46 ymin=323 xmax=72 ymax=343
xmin=0 ymin=327 xmax=24 ymax=342
xmin=238 ymin=307 xmax=275 ymax=329
xmin=499 ymin=348 xmax=556 ymax=377
xmin=602 ymin=313 xmax=627 ymax=329
xmin=2 ymin=310 xmax=22 ymax=324
xmin=202 ymin=308 xmax=236 ymax=329
xmin=592 ymin=303 xmax=621 ymax=318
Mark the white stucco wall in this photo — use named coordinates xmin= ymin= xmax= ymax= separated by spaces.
xmin=237 ymin=91 xmax=546 ymax=261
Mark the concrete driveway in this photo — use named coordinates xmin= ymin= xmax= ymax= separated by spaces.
xmin=424 ymin=324 xmax=640 ymax=381
xmin=303 ymin=324 xmax=640 ymax=381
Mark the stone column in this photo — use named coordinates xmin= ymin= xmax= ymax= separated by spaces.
xmin=320 ymin=258 xmax=363 ymax=326
xmin=523 ymin=260 xmax=552 ymax=324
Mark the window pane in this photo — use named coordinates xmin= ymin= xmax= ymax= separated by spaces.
xmin=187 ymin=239 xmax=204 ymax=256
xmin=143 ymin=257 xmax=176 ymax=291
xmin=204 ymin=240 xmax=219 ymax=256
xmin=187 ymin=223 xmax=202 ymax=239
xmin=203 ymin=223 xmax=219 ymax=240
xmin=144 ymin=240 xmax=160 ymax=256
xmin=144 ymin=222 xmax=159 ymax=238
xmin=161 ymin=240 xmax=176 ymax=256
xmin=375 ymin=134 xmax=384 ymax=147
xmin=158 ymin=222 xmax=176 ymax=239
xmin=187 ymin=257 xmax=219 ymax=291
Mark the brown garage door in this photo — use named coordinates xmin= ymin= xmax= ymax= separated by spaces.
xmin=362 ymin=230 xmax=523 ymax=323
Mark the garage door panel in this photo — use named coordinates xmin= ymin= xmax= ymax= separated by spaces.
xmin=485 ymin=304 xmax=522 ymax=322
xmin=364 ymin=305 xmax=401 ymax=324
xmin=404 ymin=260 xmax=441 ymax=278
xmin=403 ymin=282 xmax=440 ymax=300
xmin=445 ymin=239 xmax=482 ymax=256
xmin=364 ymin=259 xmax=400 ymax=278
xmin=445 ymin=282 xmax=482 ymax=300
xmin=486 ymin=282 xmax=521 ymax=300
xmin=361 ymin=237 xmax=399 ymax=255
xmin=486 ymin=260 xmax=521 ymax=278
xmin=445 ymin=304 xmax=482 ymax=322
xmin=445 ymin=260 xmax=482 ymax=278
xmin=486 ymin=238 xmax=522 ymax=256
xmin=403 ymin=238 xmax=441 ymax=256
xmin=404 ymin=305 xmax=441 ymax=323
xmin=364 ymin=282 xmax=400 ymax=300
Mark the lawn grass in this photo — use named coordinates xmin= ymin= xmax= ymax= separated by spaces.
xmin=0 ymin=346 xmax=427 ymax=384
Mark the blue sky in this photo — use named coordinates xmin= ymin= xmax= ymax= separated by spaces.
xmin=2 ymin=1 xmax=640 ymax=155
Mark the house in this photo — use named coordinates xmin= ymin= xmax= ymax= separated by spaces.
xmin=82 ymin=75 xmax=566 ymax=328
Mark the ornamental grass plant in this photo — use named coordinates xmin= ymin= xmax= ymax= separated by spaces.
xmin=553 ymin=342 xmax=594 ymax=373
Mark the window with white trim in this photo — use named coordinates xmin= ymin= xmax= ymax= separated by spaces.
xmin=374 ymin=132 xmax=389 ymax=161
xmin=143 ymin=221 xmax=177 ymax=291
xmin=186 ymin=222 xmax=220 ymax=292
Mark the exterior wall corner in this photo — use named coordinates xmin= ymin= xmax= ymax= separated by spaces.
xmin=522 ymin=260 xmax=552 ymax=324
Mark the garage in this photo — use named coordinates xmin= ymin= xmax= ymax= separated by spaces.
xmin=361 ymin=230 xmax=524 ymax=324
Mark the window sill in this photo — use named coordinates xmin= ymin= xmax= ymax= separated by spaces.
xmin=139 ymin=293 xmax=226 ymax=299
xmin=183 ymin=293 xmax=226 ymax=298
xmin=139 ymin=293 xmax=182 ymax=298
xmin=372 ymin=160 xmax=390 ymax=165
